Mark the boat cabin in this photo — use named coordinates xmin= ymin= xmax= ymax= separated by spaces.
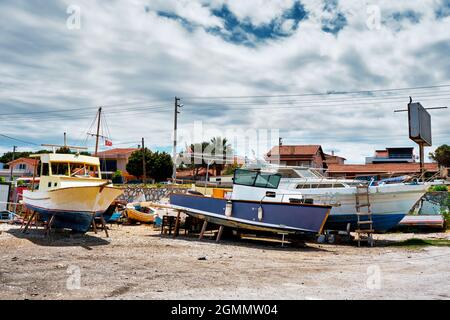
xmin=31 ymin=153 xmax=104 ymax=191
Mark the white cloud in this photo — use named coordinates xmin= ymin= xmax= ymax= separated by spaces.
xmin=0 ymin=0 xmax=449 ymax=163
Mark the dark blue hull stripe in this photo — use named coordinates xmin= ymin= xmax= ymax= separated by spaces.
xmin=325 ymin=214 xmax=406 ymax=232
xmin=26 ymin=204 xmax=96 ymax=233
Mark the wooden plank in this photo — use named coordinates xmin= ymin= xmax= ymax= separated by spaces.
xmin=173 ymin=210 xmax=181 ymax=238
xmin=22 ymin=211 xmax=36 ymax=233
xmin=92 ymin=214 xmax=98 ymax=234
xmin=216 ymin=225 xmax=224 ymax=242
xmin=45 ymin=214 xmax=55 ymax=237
xmin=199 ymin=220 xmax=208 ymax=240
xmin=99 ymin=213 xmax=109 ymax=238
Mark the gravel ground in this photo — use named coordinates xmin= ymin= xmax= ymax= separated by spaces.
xmin=0 ymin=223 xmax=449 ymax=300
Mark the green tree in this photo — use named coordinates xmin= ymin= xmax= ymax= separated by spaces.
xmin=223 ymin=162 xmax=241 ymax=175
xmin=179 ymin=142 xmax=210 ymax=180
xmin=54 ymin=147 xmax=90 ymax=156
xmin=126 ymin=149 xmax=173 ymax=182
xmin=126 ymin=148 xmax=153 ymax=179
xmin=209 ymin=137 xmax=233 ymax=176
xmin=429 ymin=144 xmax=450 ymax=167
xmin=149 ymin=152 xmax=173 ymax=182
xmin=56 ymin=147 xmax=71 ymax=154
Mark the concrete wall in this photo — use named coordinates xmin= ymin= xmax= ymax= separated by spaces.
xmin=117 ymin=185 xmax=189 ymax=203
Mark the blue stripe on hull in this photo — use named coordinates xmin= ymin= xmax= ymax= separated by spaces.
xmin=27 ymin=205 xmax=95 ymax=233
xmin=170 ymin=194 xmax=330 ymax=234
xmin=325 ymin=214 xmax=406 ymax=232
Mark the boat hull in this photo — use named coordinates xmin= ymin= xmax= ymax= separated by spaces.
xmin=126 ymin=208 xmax=155 ymax=223
xmin=305 ymin=185 xmax=427 ymax=231
xmin=325 ymin=213 xmax=406 ymax=232
xmin=235 ymin=183 xmax=428 ymax=232
xmin=23 ymin=186 xmax=123 ymax=233
xmin=170 ymin=194 xmax=331 ymax=234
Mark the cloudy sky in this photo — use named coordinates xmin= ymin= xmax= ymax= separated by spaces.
xmin=0 ymin=0 xmax=449 ymax=163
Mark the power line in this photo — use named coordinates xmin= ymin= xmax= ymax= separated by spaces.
xmin=0 ymin=100 xmax=171 ymax=117
xmin=182 ymin=84 xmax=450 ymax=100
xmin=0 ymin=133 xmax=40 ymax=146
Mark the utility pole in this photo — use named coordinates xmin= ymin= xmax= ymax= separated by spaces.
xmin=64 ymin=132 xmax=67 ymax=147
xmin=142 ymin=137 xmax=146 ymax=184
xmin=9 ymin=145 xmax=17 ymax=182
xmin=277 ymin=137 xmax=283 ymax=165
xmin=94 ymin=107 xmax=102 ymax=157
xmin=172 ymin=97 xmax=182 ymax=182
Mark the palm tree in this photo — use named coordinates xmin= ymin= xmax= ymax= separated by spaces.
xmin=209 ymin=137 xmax=232 ymax=176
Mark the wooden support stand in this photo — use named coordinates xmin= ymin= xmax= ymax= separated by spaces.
xmin=173 ymin=210 xmax=181 ymax=239
xmin=199 ymin=220 xmax=208 ymax=240
xmin=216 ymin=225 xmax=224 ymax=242
xmin=91 ymin=213 xmax=109 ymax=237
xmin=45 ymin=214 xmax=55 ymax=237
xmin=22 ymin=210 xmax=36 ymax=233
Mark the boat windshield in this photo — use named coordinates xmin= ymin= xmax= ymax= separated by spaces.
xmin=49 ymin=162 xmax=100 ymax=178
xmin=233 ymin=169 xmax=281 ymax=189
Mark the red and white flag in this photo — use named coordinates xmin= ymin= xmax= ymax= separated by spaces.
xmin=105 ymin=140 xmax=113 ymax=147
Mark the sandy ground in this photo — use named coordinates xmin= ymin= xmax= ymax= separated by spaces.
xmin=0 ymin=223 xmax=449 ymax=300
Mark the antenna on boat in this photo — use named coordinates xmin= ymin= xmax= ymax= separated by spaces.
xmin=94 ymin=107 xmax=102 ymax=157
xmin=86 ymin=107 xmax=113 ymax=157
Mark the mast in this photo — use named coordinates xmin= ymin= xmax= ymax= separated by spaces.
xmin=94 ymin=107 xmax=102 ymax=157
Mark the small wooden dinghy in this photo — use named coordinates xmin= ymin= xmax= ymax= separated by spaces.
xmin=125 ymin=203 xmax=156 ymax=223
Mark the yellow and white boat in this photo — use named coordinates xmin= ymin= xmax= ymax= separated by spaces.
xmin=125 ymin=202 xmax=156 ymax=223
xmin=22 ymin=152 xmax=123 ymax=233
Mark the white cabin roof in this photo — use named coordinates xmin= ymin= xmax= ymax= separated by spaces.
xmin=31 ymin=153 xmax=100 ymax=166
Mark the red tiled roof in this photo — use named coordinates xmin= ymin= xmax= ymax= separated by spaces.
xmin=7 ymin=157 xmax=38 ymax=166
xmin=267 ymin=145 xmax=322 ymax=156
xmin=324 ymin=154 xmax=346 ymax=160
xmin=96 ymin=148 xmax=138 ymax=156
xmin=176 ymin=168 xmax=215 ymax=177
xmin=327 ymin=163 xmax=439 ymax=174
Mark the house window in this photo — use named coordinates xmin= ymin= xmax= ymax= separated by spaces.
xmin=16 ymin=164 xmax=26 ymax=170
xmin=100 ymin=160 xmax=118 ymax=172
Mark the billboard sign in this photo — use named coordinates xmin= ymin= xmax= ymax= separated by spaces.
xmin=408 ymin=102 xmax=432 ymax=146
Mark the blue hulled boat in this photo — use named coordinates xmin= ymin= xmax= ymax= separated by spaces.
xmin=170 ymin=169 xmax=331 ymax=235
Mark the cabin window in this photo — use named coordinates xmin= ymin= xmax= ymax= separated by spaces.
xmin=255 ymin=174 xmax=281 ymax=189
xmin=86 ymin=165 xmax=100 ymax=178
xmin=233 ymin=169 xmax=281 ymax=189
xmin=41 ymin=163 xmax=49 ymax=176
xmin=51 ymin=163 xmax=69 ymax=176
xmin=333 ymin=183 xmax=345 ymax=188
xmin=70 ymin=164 xmax=87 ymax=176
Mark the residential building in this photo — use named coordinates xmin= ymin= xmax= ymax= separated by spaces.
xmin=327 ymin=162 xmax=439 ymax=180
xmin=324 ymin=151 xmax=346 ymax=166
xmin=0 ymin=158 xmax=38 ymax=181
xmin=365 ymin=147 xmax=415 ymax=164
xmin=96 ymin=148 xmax=138 ymax=179
xmin=266 ymin=145 xmax=327 ymax=169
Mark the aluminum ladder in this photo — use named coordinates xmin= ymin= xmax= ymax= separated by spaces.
xmin=355 ymin=185 xmax=374 ymax=247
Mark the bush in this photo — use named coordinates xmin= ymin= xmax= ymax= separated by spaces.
xmin=112 ymin=170 xmax=124 ymax=184
xmin=429 ymin=185 xmax=448 ymax=192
